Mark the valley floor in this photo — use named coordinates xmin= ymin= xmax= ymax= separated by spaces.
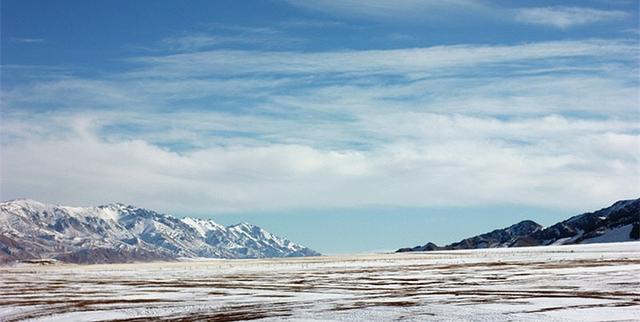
xmin=1 ymin=242 xmax=639 ymax=321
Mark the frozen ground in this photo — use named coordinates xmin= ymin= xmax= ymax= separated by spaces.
xmin=1 ymin=242 xmax=639 ymax=321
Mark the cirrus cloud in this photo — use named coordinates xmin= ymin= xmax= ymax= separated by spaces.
xmin=514 ymin=6 xmax=629 ymax=29
xmin=1 ymin=36 xmax=638 ymax=214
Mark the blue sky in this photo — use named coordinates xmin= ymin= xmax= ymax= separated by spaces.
xmin=1 ymin=0 xmax=639 ymax=253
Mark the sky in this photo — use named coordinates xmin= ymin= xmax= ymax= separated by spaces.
xmin=1 ymin=0 xmax=639 ymax=254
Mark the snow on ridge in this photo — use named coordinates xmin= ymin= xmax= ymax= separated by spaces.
xmin=1 ymin=198 xmax=50 ymax=213
xmin=583 ymin=224 xmax=635 ymax=244
xmin=180 ymin=217 xmax=226 ymax=237
xmin=0 ymin=199 xmax=320 ymax=264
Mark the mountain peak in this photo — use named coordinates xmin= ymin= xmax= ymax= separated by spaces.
xmin=1 ymin=198 xmax=51 ymax=213
xmin=2 ymin=198 xmax=46 ymax=206
xmin=506 ymin=219 xmax=542 ymax=233
xmin=512 ymin=219 xmax=540 ymax=226
xmin=230 ymin=222 xmax=258 ymax=229
xmin=98 ymin=202 xmax=136 ymax=210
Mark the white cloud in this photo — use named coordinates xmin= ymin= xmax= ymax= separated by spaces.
xmin=285 ymin=0 xmax=488 ymax=21
xmin=159 ymin=31 xmax=302 ymax=52
xmin=1 ymin=114 xmax=637 ymax=214
xmin=161 ymin=34 xmax=222 ymax=51
xmin=143 ymin=24 xmax=306 ymax=54
xmin=279 ymin=19 xmax=351 ymax=29
xmin=11 ymin=37 xmax=45 ymax=43
xmin=284 ymin=1 xmax=631 ymax=30
xmin=514 ymin=6 xmax=628 ymax=29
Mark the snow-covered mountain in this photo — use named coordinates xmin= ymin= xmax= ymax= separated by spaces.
xmin=398 ymin=198 xmax=640 ymax=252
xmin=0 ymin=199 xmax=319 ymax=264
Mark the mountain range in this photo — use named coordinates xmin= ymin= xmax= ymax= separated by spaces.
xmin=0 ymin=199 xmax=319 ymax=264
xmin=3 ymin=198 xmax=637 ymax=263
xmin=398 ymin=198 xmax=639 ymax=252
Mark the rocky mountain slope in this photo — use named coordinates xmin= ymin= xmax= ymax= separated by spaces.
xmin=0 ymin=199 xmax=319 ymax=264
xmin=398 ymin=198 xmax=639 ymax=252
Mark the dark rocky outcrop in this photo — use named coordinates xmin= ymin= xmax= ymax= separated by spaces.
xmin=398 ymin=198 xmax=639 ymax=253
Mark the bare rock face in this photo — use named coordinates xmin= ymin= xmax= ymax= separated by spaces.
xmin=398 ymin=199 xmax=640 ymax=253
xmin=0 ymin=199 xmax=320 ymax=264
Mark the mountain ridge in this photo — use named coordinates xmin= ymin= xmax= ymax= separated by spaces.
xmin=398 ymin=198 xmax=640 ymax=252
xmin=0 ymin=199 xmax=320 ymax=264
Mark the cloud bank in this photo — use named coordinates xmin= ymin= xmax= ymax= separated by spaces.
xmin=3 ymin=114 xmax=637 ymax=214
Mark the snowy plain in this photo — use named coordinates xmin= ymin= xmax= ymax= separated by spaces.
xmin=1 ymin=242 xmax=639 ymax=321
